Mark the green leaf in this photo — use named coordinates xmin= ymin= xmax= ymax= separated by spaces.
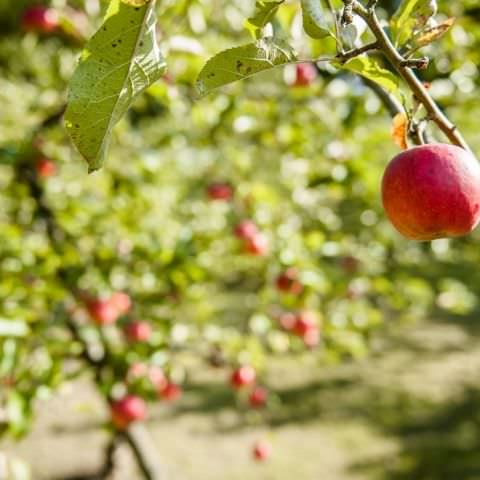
xmin=245 ymin=1 xmax=285 ymax=38
xmin=300 ymin=0 xmax=332 ymax=39
xmin=196 ymin=38 xmax=297 ymax=97
xmin=0 ymin=319 xmax=29 ymax=338
xmin=390 ymin=0 xmax=436 ymax=47
xmin=6 ymin=391 xmax=31 ymax=437
xmin=337 ymin=57 xmax=400 ymax=94
xmin=65 ymin=0 xmax=167 ymax=172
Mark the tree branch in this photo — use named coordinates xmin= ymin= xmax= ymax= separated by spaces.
xmin=336 ymin=41 xmax=379 ymax=63
xmin=351 ymin=1 xmax=472 ymax=153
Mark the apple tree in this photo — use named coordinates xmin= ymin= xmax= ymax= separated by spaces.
xmin=1 ymin=0 xmax=480 ymax=478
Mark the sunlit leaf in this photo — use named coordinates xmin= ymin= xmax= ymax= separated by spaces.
xmin=390 ymin=0 xmax=437 ymax=47
xmin=336 ymin=57 xmax=400 ymax=94
xmin=196 ymin=38 xmax=297 ymax=96
xmin=245 ymin=1 xmax=285 ymax=38
xmin=300 ymin=0 xmax=332 ymax=39
xmin=65 ymin=0 xmax=167 ymax=172
xmin=0 ymin=319 xmax=29 ymax=338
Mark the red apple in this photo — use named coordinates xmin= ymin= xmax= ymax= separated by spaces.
xmin=252 ymin=440 xmax=272 ymax=461
xmin=231 ymin=365 xmax=256 ymax=389
xmin=207 ymin=182 xmax=233 ymax=201
xmin=160 ymin=382 xmax=182 ymax=402
xmin=110 ymin=292 xmax=132 ymax=314
xmin=249 ymin=386 xmax=268 ymax=408
xmin=22 ymin=6 xmax=59 ymax=33
xmin=125 ymin=321 xmax=152 ymax=343
xmin=36 ymin=157 xmax=56 ymax=178
xmin=382 ymin=144 xmax=480 ymax=241
xmin=87 ymin=299 xmax=119 ymax=325
xmin=234 ymin=220 xmax=258 ymax=240
xmin=111 ymin=395 xmax=146 ymax=430
xmin=244 ymin=233 xmax=268 ymax=256
xmin=278 ymin=312 xmax=297 ymax=331
xmin=293 ymin=311 xmax=318 ymax=336
xmin=303 ymin=327 xmax=320 ymax=348
xmin=294 ymin=63 xmax=317 ymax=87
xmin=275 ymin=268 xmax=303 ymax=294
xmin=127 ymin=362 xmax=149 ymax=380
xmin=148 ymin=366 xmax=168 ymax=390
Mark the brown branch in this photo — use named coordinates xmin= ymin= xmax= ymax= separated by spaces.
xmin=351 ymin=1 xmax=472 ymax=153
xmin=15 ymin=113 xmax=165 ymax=480
xmin=335 ymin=41 xmax=380 ymax=63
xmin=123 ymin=424 xmax=164 ymax=480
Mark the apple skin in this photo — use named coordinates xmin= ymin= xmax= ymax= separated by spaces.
xmin=276 ymin=268 xmax=303 ymax=294
xmin=87 ymin=299 xmax=120 ymax=326
xmin=207 ymin=182 xmax=233 ymax=201
xmin=111 ymin=395 xmax=147 ymax=430
xmin=234 ymin=220 xmax=258 ymax=240
xmin=293 ymin=311 xmax=318 ymax=336
xmin=125 ymin=321 xmax=152 ymax=343
xmin=249 ymin=386 xmax=268 ymax=408
xmin=230 ymin=365 xmax=256 ymax=389
xmin=244 ymin=233 xmax=268 ymax=256
xmin=22 ymin=6 xmax=59 ymax=33
xmin=110 ymin=292 xmax=132 ymax=314
xmin=252 ymin=440 xmax=272 ymax=461
xmin=294 ymin=63 xmax=317 ymax=87
xmin=36 ymin=157 xmax=56 ymax=178
xmin=160 ymin=382 xmax=182 ymax=402
xmin=382 ymin=144 xmax=480 ymax=241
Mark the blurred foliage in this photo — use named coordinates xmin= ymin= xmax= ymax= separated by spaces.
xmin=0 ymin=0 xmax=480 ymax=459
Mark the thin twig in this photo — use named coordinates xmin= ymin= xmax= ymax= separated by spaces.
xmin=351 ymin=1 xmax=471 ymax=152
xmin=335 ymin=41 xmax=379 ymax=63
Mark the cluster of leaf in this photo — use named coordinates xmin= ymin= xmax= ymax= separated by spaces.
xmin=0 ymin=0 xmax=480 ymax=442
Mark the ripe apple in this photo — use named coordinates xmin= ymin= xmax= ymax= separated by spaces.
xmin=231 ymin=365 xmax=256 ymax=389
xmin=303 ymin=327 xmax=320 ymax=348
xmin=124 ymin=321 xmax=152 ymax=343
xmin=234 ymin=220 xmax=258 ymax=240
xmin=110 ymin=291 xmax=132 ymax=314
xmin=22 ymin=6 xmax=59 ymax=33
xmin=127 ymin=362 xmax=149 ymax=380
xmin=207 ymin=182 xmax=233 ymax=201
xmin=160 ymin=382 xmax=182 ymax=402
xmin=110 ymin=395 xmax=147 ymax=430
xmin=382 ymin=144 xmax=480 ymax=241
xmin=278 ymin=312 xmax=297 ymax=331
xmin=275 ymin=268 xmax=303 ymax=294
xmin=87 ymin=299 xmax=119 ymax=325
xmin=249 ymin=386 xmax=268 ymax=408
xmin=148 ymin=365 xmax=168 ymax=390
xmin=244 ymin=233 xmax=268 ymax=256
xmin=252 ymin=440 xmax=272 ymax=461
xmin=36 ymin=157 xmax=56 ymax=178
xmin=293 ymin=311 xmax=318 ymax=336
xmin=294 ymin=63 xmax=317 ymax=87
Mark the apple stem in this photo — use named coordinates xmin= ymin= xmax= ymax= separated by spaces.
xmin=350 ymin=1 xmax=472 ymax=153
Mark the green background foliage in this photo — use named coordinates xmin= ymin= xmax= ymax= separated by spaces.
xmin=1 ymin=0 xmax=480 ymax=477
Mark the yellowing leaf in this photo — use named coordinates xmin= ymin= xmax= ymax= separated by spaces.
xmin=391 ymin=113 xmax=408 ymax=150
xmin=414 ymin=18 xmax=455 ymax=48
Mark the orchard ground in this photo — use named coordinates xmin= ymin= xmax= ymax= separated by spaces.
xmin=4 ymin=314 xmax=480 ymax=480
